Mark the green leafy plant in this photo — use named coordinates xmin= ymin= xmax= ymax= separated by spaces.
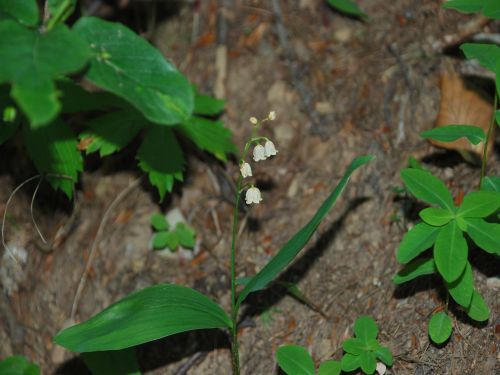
xmin=150 ymin=213 xmax=196 ymax=251
xmin=0 ymin=355 xmax=40 ymax=375
xmin=0 ymin=0 xmax=235 ymax=200
xmin=54 ymin=112 xmax=373 ymax=374
xmin=326 ymin=0 xmax=367 ymax=19
xmin=276 ymin=316 xmax=392 ymax=375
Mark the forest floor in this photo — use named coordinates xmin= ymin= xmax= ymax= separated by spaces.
xmin=0 ymin=1 xmax=499 ymax=374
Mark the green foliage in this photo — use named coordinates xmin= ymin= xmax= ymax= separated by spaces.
xmin=481 ymin=176 xmax=500 ymax=191
xmin=443 ymin=0 xmax=500 ymax=19
xmin=276 ymin=345 xmax=315 ymax=375
xmin=393 ymin=257 xmax=436 ymax=284
xmin=0 ymin=0 xmax=39 ymax=26
xmin=317 ymin=361 xmax=342 ymax=375
xmin=420 ymin=125 xmax=486 ymax=145
xmin=53 ymin=284 xmax=232 ymax=352
xmin=400 ymin=169 xmax=454 ymax=211
xmin=47 ymin=0 xmax=76 ymax=28
xmin=0 ymin=356 xmax=40 ymax=375
xmin=428 ymin=312 xmax=452 ymax=344
xmin=81 ymin=348 xmax=140 ymax=375
xmin=326 ymin=0 xmax=367 ymax=19
xmin=150 ymin=214 xmax=196 ymax=251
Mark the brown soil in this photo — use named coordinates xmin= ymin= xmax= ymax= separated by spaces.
xmin=1 ymin=1 xmax=499 ymax=374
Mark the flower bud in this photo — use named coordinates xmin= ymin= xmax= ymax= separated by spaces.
xmin=268 ymin=111 xmax=276 ymax=120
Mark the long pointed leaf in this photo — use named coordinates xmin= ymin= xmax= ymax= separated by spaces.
xmin=401 ymin=169 xmax=454 ymax=211
xmin=396 ymin=223 xmax=440 ymax=264
xmin=457 ymin=191 xmax=500 ymax=218
xmin=433 ymin=220 xmax=468 ymax=283
xmin=420 ymin=125 xmax=486 ymax=145
xmin=236 ymin=156 xmax=373 ymax=308
xmin=465 ymin=218 xmax=500 ymax=255
xmin=393 ymin=257 xmax=435 ymax=285
xmin=445 ymin=261 xmax=474 ymax=308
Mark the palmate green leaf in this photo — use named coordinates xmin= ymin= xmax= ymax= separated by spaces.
xmin=327 ymin=0 xmax=367 ymax=19
xmin=342 ymin=338 xmax=365 ymax=355
xmin=175 ymin=222 xmax=196 ymax=248
xmin=54 ymin=284 xmax=231 ymax=352
xmin=442 ymin=0 xmax=484 ymax=13
xmin=396 ymin=223 xmax=440 ymax=264
xmin=433 ymin=220 xmax=468 ymax=283
xmin=465 ymin=218 xmax=500 ymax=254
xmin=152 ymin=231 xmax=179 ymax=250
xmin=317 ymin=360 xmax=342 ymax=375
xmin=74 ymin=17 xmax=193 ymax=126
xmin=481 ymin=176 xmax=500 ymax=192
xmin=137 ymin=126 xmax=184 ymax=201
xmin=428 ymin=312 xmax=452 ymax=344
xmin=22 ymin=120 xmax=83 ymax=198
xmin=394 ymin=257 xmax=436 ymax=284
xmin=341 ymin=353 xmax=360 ymax=372
xmin=276 ymin=345 xmax=315 ymax=375
xmin=466 ymin=290 xmax=490 ymax=321
xmin=80 ymin=110 xmax=146 ymax=157
xmin=0 ymin=21 xmax=90 ymax=126
xmin=354 ymin=316 xmax=378 ymax=341
xmin=0 ymin=356 xmax=40 ymax=375
xmin=177 ymin=116 xmax=236 ymax=162
xmin=457 ymin=191 xmax=500 ymax=218
xmin=401 ymin=169 xmax=454 ymax=211
xmin=446 ymin=262 xmax=474 ymax=308
xmin=236 ymin=155 xmax=373 ymax=308
xmin=460 ymin=43 xmax=500 ymax=72
xmin=419 ymin=208 xmax=454 ymax=227
xmin=420 ymin=125 xmax=486 ymax=145
xmin=193 ymin=86 xmax=225 ymax=116
xmin=150 ymin=213 xmax=168 ymax=231
xmin=359 ymin=351 xmax=376 ymax=375
xmin=374 ymin=346 xmax=393 ymax=367
xmin=0 ymin=0 xmax=39 ymax=26
xmin=82 ymin=348 xmax=140 ymax=375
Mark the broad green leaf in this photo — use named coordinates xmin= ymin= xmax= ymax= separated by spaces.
xmin=374 ymin=346 xmax=393 ymax=367
xmin=177 ymin=116 xmax=235 ymax=162
xmin=393 ymin=257 xmax=436 ymax=284
xmin=317 ymin=360 xmax=341 ymax=375
xmin=433 ymin=221 xmax=468 ymax=283
xmin=420 ymin=125 xmax=486 ymax=145
xmin=396 ymin=223 xmax=440 ymax=264
xmin=175 ymin=222 xmax=196 ymax=248
xmin=401 ymin=169 xmax=454 ymax=211
xmin=327 ymin=0 xmax=367 ymax=18
xmin=0 ymin=21 xmax=90 ymax=126
xmin=342 ymin=338 xmax=365 ymax=355
xmin=442 ymin=0 xmax=484 ymax=13
xmin=152 ymin=231 xmax=178 ymax=250
xmin=419 ymin=208 xmax=454 ymax=227
xmin=359 ymin=351 xmax=376 ymax=375
xmin=236 ymin=156 xmax=373 ymax=308
xmin=428 ymin=312 xmax=452 ymax=344
xmin=150 ymin=214 xmax=168 ymax=231
xmin=193 ymin=87 xmax=225 ymax=116
xmin=47 ymin=0 xmax=76 ymax=27
xmin=276 ymin=345 xmax=315 ymax=375
xmin=483 ymin=0 xmax=500 ymax=18
xmin=82 ymin=348 xmax=140 ymax=375
xmin=137 ymin=126 xmax=184 ymax=201
xmin=461 ymin=43 xmax=500 ymax=72
xmin=466 ymin=290 xmax=490 ymax=321
xmin=481 ymin=176 xmax=500 ymax=192
xmin=23 ymin=120 xmax=83 ymax=198
xmin=457 ymin=191 xmax=500 ymax=218
xmin=0 ymin=0 xmax=39 ymax=26
xmin=74 ymin=17 xmax=193 ymax=126
xmin=446 ymin=262 xmax=474 ymax=308
xmin=0 ymin=356 xmax=39 ymax=375
xmin=80 ymin=110 xmax=146 ymax=157
xmin=340 ymin=353 xmax=360 ymax=372
xmin=354 ymin=316 xmax=378 ymax=341
xmin=54 ymin=284 xmax=231 ymax=352
xmin=465 ymin=218 xmax=500 ymax=254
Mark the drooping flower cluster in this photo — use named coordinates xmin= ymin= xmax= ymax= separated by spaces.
xmin=240 ymin=111 xmax=278 ymax=205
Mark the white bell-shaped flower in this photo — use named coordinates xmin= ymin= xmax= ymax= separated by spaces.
xmin=240 ymin=162 xmax=252 ymax=178
xmin=245 ymin=186 xmax=262 ymax=204
xmin=268 ymin=111 xmax=276 ymax=120
xmin=249 ymin=117 xmax=258 ymax=125
xmin=264 ymin=140 xmax=278 ymax=157
xmin=253 ymin=144 xmax=267 ymax=161
xmin=376 ymin=362 xmax=387 ymax=375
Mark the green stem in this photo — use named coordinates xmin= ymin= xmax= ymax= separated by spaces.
xmin=480 ymin=94 xmax=498 ymax=188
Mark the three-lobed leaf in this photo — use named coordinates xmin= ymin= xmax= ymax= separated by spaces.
xmin=393 ymin=257 xmax=436 ymax=284
xmin=428 ymin=312 xmax=452 ymax=344
xmin=396 ymin=223 xmax=440 ymax=264
xmin=54 ymin=284 xmax=232 ymax=352
xmin=401 ymin=169 xmax=454 ymax=211
xmin=276 ymin=345 xmax=315 ymax=375
xmin=433 ymin=220 xmax=468 ymax=283
xmin=420 ymin=125 xmax=486 ymax=145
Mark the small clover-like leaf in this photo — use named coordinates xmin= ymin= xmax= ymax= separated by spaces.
xmin=419 ymin=208 xmax=454 ymax=227
xmin=446 ymin=261 xmax=474 ymax=308
xmin=341 ymin=353 xmax=360 ymax=372
xmin=152 ymin=231 xmax=178 ymax=250
xmin=342 ymin=338 xmax=365 ymax=355
xmin=428 ymin=311 xmax=452 ymax=344
xmin=151 ymin=214 xmax=168 ymax=231
xmin=354 ymin=316 xmax=378 ymax=341
xmin=467 ymin=290 xmax=490 ymax=321
xmin=175 ymin=222 xmax=196 ymax=248
xmin=276 ymin=345 xmax=315 ymax=375
xmin=433 ymin=220 xmax=468 ymax=283
xmin=374 ymin=346 xmax=393 ymax=367
xmin=359 ymin=350 xmax=377 ymax=374
xmin=393 ymin=257 xmax=436 ymax=285
xmin=396 ymin=223 xmax=440 ymax=264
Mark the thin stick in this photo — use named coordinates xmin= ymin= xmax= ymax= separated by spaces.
xmin=30 ymin=176 xmax=47 ymax=245
xmin=70 ymin=176 xmax=143 ymax=321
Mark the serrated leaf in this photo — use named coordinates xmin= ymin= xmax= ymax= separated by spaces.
xmin=0 ymin=0 xmax=39 ymax=26
xmin=401 ymin=169 xmax=454 ymax=211
xmin=374 ymin=346 xmax=393 ymax=367
xmin=74 ymin=17 xmax=193 ymax=126
xmin=80 ymin=110 xmax=145 ymax=157
xmin=0 ymin=21 xmax=90 ymax=126
xmin=393 ymin=257 xmax=436 ymax=284
xmin=150 ymin=214 xmax=168 ymax=231
xmin=177 ymin=116 xmax=235 ymax=162
xmin=175 ymin=222 xmax=196 ymax=248
xmin=442 ymin=0 xmax=484 ymax=13
xmin=465 ymin=218 xmax=500 ymax=254
xmin=317 ymin=360 xmax=342 ymax=375
xmin=446 ymin=262 xmax=474 ymax=307
xmin=276 ymin=345 xmax=315 ymax=375
xmin=340 ymin=353 xmax=360 ymax=372
xmin=481 ymin=176 xmax=500 ymax=192
xmin=466 ymin=290 xmax=490 ymax=321
xmin=434 ymin=220 xmax=468 ymax=283
xmin=457 ymin=191 xmax=500 ymax=218
xmin=420 ymin=125 xmax=486 ymax=145
xmin=152 ymin=231 xmax=178 ymax=250
xmin=193 ymin=87 xmax=225 ymax=116
xmin=461 ymin=43 xmax=500 ymax=72
xmin=0 ymin=356 xmax=40 ymax=375
xmin=342 ymin=338 xmax=365 ymax=355
xmin=236 ymin=156 xmax=373 ymax=308
xmin=54 ymin=284 xmax=232 ymax=352
xmin=137 ymin=126 xmax=184 ymax=201
xmin=327 ymin=0 xmax=367 ymax=18
xmin=82 ymin=348 xmax=140 ymax=375
xmin=396 ymin=223 xmax=440 ymax=264
xmin=354 ymin=316 xmax=378 ymax=341
xmin=428 ymin=312 xmax=452 ymax=344
xmin=419 ymin=208 xmax=454 ymax=226
xmin=23 ymin=120 xmax=83 ymax=198
xmin=359 ymin=351 xmax=376 ymax=375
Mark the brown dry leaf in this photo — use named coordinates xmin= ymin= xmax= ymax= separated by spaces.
xmin=244 ymin=22 xmax=268 ymax=49
xmin=432 ymin=73 xmax=494 ymax=159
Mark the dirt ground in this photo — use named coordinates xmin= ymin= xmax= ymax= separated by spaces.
xmin=1 ymin=1 xmax=499 ymax=374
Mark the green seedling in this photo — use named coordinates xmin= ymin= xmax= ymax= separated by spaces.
xmin=150 ymin=213 xmax=196 ymax=252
